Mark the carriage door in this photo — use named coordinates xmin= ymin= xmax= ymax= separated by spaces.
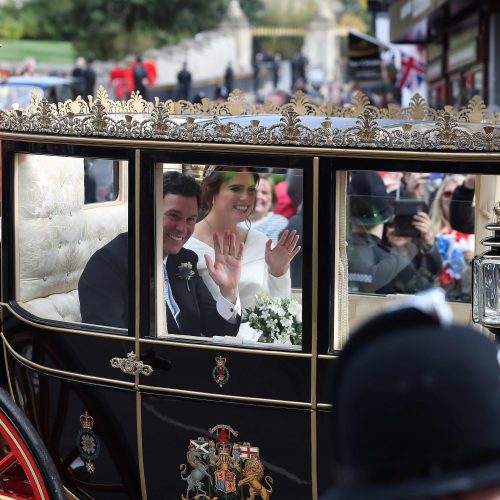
xmin=1 ymin=144 xmax=142 ymax=499
xmin=136 ymin=153 xmax=317 ymax=500
xmin=314 ymin=159 xmax=497 ymax=496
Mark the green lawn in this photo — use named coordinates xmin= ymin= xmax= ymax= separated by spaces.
xmin=0 ymin=39 xmax=74 ymax=64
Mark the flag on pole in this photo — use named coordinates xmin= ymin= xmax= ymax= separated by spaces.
xmin=398 ymin=54 xmax=425 ymax=92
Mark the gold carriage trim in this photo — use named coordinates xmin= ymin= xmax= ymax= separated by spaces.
xmin=1 ymin=87 xmax=500 ymax=151
xmin=110 ymin=352 xmax=153 ymax=376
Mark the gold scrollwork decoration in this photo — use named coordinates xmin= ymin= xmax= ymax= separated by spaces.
xmin=2 ymin=86 xmax=500 ymax=151
xmin=110 ymin=352 xmax=153 ymax=376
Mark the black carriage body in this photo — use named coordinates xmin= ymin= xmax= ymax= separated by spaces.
xmin=0 ymin=138 xmax=319 ymax=500
xmin=0 ymin=95 xmax=498 ymax=499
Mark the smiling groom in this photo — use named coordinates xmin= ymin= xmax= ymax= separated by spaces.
xmin=79 ymin=171 xmax=242 ymax=336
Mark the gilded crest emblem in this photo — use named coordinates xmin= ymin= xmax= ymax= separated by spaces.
xmin=180 ymin=424 xmax=273 ymax=499
xmin=76 ymin=411 xmax=101 ymax=474
xmin=212 ymin=356 xmax=229 ymax=388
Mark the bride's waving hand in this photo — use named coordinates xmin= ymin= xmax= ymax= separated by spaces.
xmin=265 ymin=230 xmax=301 ymax=277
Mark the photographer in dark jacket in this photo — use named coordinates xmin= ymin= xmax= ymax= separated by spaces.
xmin=348 ymin=171 xmax=418 ymax=294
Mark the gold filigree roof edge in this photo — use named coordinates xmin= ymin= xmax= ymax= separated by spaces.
xmin=0 ymin=86 xmax=499 ymax=151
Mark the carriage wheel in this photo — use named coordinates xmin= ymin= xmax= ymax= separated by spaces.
xmin=0 ymin=387 xmax=65 ymax=500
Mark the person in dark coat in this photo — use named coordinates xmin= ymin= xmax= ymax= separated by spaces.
xmin=253 ymin=52 xmax=263 ymax=95
xmin=271 ymin=52 xmax=281 ymax=89
xmin=83 ymin=54 xmax=96 ymax=98
xmin=283 ymin=204 xmax=302 ymax=288
xmin=450 ymin=174 xmax=475 ymax=234
xmin=383 ymin=212 xmax=442 ymax=292
xmin=348 ymin=171 xmax=418 ymax=294
xmin=79 ymin=171 xmax=242 ymax=336
xmin=321 ymin=290 xmax=500 ymax=500
xmin=224 ymin=62 xmax=234 ymax=94
xmin=291 ymin=50 xmax=308 ymax=89
xmin=71 ymin=56 xmax=86 ymax=98
xmin=176 ymin=62 xmax=192 ymax=101
xmin=132 ymin=55 xmax=148 ymax=98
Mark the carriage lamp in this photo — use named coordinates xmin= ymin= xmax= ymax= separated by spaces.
xmin=472 ymin=202 xmax=500 ymax=336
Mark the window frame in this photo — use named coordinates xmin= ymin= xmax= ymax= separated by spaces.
xmin=139 ymin=149 xmax=313 ymax=354
xmin=330 ymin=159 xmax=500 ymax=353
xmin=3 ymin=141 xmax=135 ymax=336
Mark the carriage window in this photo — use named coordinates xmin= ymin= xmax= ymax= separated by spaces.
xmin=155 ymin=164 xmax=303 ymax=350
xmin=339 ymin=170 xmax=491 ymax=343
xmin=15 ymin=153 xmax=128 ymax=330
xmin=346 ymin=171 xmax=476 ymax=301
xmin=83 ymin=158 xmax=120 ymax=204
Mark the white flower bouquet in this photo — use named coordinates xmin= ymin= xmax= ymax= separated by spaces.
xmin=243 ymin=295 xmax=302 ymax=346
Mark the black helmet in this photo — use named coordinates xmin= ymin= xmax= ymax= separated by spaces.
xmin=349 ymin=171 xmax=393 ymax=226
xmin=328 ymin=300 xmax=500 ymax=499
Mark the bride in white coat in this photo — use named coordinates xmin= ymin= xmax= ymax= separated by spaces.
xmin=185 ymin=166 xmax=300 ymax=313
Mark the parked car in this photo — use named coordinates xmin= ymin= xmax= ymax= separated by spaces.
xmin=0 ymin=76 xmax=75 ymax=109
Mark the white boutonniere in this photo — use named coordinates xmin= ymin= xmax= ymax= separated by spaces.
xmin=177 ymin=262 xmax=195 ymax=291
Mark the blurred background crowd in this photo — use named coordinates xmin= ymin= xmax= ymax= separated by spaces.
xmin=0 ymin=0 xmax=495 ymax=112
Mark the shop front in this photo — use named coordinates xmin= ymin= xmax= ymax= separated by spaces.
xmin=389 ymin=0 xmax=494 ymax=106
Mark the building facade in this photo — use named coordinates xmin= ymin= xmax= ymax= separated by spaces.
xmin=386 ymin=0 xmax=500 ymax=108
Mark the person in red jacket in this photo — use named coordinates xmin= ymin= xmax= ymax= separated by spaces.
xmin=109 ymin=64 xmax=134 ymax=100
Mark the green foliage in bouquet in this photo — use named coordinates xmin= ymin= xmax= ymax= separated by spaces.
xmin=243 ymin=295 xmax=302 ymax=346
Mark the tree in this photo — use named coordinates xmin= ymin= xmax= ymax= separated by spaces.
xmin=2 ymin=0 xmax=264 ymax=60
xmin=0 ymin=0 xmax=74 ymax=40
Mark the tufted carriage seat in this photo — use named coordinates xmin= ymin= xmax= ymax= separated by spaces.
xmin=16 ymin=154 xmax=127 ymax=323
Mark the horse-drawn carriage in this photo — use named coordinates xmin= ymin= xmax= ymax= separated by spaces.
xmin=0 ymin=88 xmax=497 ymax=499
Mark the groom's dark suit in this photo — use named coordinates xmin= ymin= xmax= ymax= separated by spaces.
xmin=78 ymin=232 xmax=239 ymax=336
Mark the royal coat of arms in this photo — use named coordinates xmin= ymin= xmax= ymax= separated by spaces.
xmin=180 ymin=424 xmax=273 ymax=500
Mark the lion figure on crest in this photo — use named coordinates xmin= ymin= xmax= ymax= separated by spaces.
xmin=237 ymin=456 xmax=273 ymax=500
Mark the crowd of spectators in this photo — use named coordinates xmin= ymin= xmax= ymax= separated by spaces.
xmin=263 ymin=77 xmax=402 ymax=111
xmin=7 ymin=49 xmax=403 ymax=112
xmin=347 ymin=170 xmax=475 ymax=302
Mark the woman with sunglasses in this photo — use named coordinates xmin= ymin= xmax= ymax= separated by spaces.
xmin=430 ymin=174 xmax=474 ymax=302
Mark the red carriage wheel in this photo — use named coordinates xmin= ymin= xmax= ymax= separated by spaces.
xmin=0 ymin=387 xmax=65 ymax=500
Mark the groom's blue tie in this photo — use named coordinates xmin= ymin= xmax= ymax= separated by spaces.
xmin=163 ymin=262 xmax=180 ymax=326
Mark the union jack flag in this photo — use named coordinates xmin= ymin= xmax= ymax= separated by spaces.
xmin=398 ymin=53 xmax=425 ymax=91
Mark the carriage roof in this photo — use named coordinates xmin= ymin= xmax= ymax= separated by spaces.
xmin=0 ymin=87 xmax=498 ymax=153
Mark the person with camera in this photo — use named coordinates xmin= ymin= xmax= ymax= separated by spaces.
xmin=383 ymin=204 xmax=442 ymax=292
xmin=347 ymin=171 xmax=419 ymax=295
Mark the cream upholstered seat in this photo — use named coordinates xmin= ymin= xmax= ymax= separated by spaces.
xmin=16 ymin=154 xmax=127 ymax=323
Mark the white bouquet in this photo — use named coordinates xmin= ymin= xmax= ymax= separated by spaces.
xmin=243 ymin=295 xmax=302 ymax=346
